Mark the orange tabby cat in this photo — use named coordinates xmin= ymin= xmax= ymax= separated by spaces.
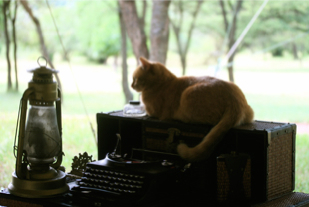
xmin=131 ymin=57 xmax=254 ymax=162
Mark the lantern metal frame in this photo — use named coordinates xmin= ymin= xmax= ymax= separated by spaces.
xmin=8 ymin=58 xmax=69 ymax=198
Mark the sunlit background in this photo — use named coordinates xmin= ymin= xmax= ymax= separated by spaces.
xmin=0 ymin=0 xmax=308 ymax=193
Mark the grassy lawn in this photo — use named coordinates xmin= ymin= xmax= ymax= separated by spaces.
xmin=296 ymin=134 xmax=309 ymax=193
xmin=0 ymin=54 xmax=308 ymax=194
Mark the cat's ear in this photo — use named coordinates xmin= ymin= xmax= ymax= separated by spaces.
xmin=139 ymin=57 xmax=151 ymax=70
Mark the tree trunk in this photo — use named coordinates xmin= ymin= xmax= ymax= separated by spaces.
xmin=227 ymin=56 xmax=235 ymax=82
xmin=220 ymin=0 xmax=243 ymax=83
xmin=20 ymin=0 xmax=62 ymax=91
xmin=170 ymin=10 xmax=184 ymax=73
xmin=139 ymin=1 xmax=147 ymax=29
xmin=149 ymin=0 xmax=171 ymax=64
xmin=227 ymin=1 xmax=242 ymax=83
xmin=170 ymin=1 xmax=203 ymax=75
xmin=219 ymin=0 xmax=228 ymax=31
xmin=118 ymin=1 xmax=133 ymax=103
xmin=3 ymin=1 xmax=12 ymax=91
xmin=12 ymin=0 xmax=19 ymax=91
xmin=180 ymin=55 xmax=186 ymax=76
xmin=118 ymin=0 xmax=149 ymax=61
xmin=292 ymin=42 xmax=299 ymax=60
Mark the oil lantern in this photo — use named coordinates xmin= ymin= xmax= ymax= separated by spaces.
xmin=8 ymin=57 xmax=69 ymax=198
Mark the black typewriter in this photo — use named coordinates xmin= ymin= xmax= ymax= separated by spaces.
xmin=71 ymin=135 xmax=185 ymax=206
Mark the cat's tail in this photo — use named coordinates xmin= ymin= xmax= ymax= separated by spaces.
xmin=177 ymin=106 xmax=253 ymax=162
xmin=177 ymin=119 xmax=229 ymax=162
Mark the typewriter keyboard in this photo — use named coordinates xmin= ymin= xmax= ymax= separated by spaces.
xmin=78 ymin=166 xmax=147 ymax=196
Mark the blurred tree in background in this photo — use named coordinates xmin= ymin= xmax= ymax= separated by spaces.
xmin=2 ymin=0 xmax=13 ymax=91
xmin=74 ymin=1 xmax=120 ymax=64
xmin=170 ymin=1 xmax=204 ymax=75
xmin=118 ymin=0 xmax=171 ymax=64
xmin=1 ymin=0 xmax=309 ymax=94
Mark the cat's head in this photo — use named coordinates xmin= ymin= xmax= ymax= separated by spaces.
xmin=131 ymin=57 xmax=175 ymax=92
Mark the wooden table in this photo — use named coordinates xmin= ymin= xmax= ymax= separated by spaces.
xmin=1 ymin=187 xmax=309 ymax=207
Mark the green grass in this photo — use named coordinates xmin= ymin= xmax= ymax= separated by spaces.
xmin=247 ymin=93 xmax=309 ymax=123
xmin=0 ymin=54 xmax=309 ymax=194
xmin=296 ymin=134 xmax=309 ymax=193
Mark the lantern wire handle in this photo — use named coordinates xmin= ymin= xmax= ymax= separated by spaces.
xmin=13 ymin=99 xmax=22 ymax=158
xmin=37 ymin=56 xmax=48 ymax=67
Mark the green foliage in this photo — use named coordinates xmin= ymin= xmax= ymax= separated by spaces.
xmin=193 ymin=1 xmax=309 ymax=61
xmin=73 ymin=1 xmax=120 ymax=63
xmin=271 ymin=47 xmax=284 ymax=57
xmin=3 ymin=0 xmax=309 ymax=63
xmin=241 ymin=1 xmax=309 ymax=56
xmin=7 ymin=1 xmax=122 ymax=63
